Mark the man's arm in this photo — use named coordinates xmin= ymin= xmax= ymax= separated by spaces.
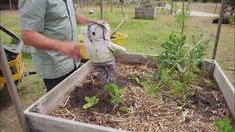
xmin=21 ymin=30 xmax=80 ymax=60
xmin=75 ymin=13 xmax=92 ymax=25
xmin=75 ymin=13 xmax=105 ymax=25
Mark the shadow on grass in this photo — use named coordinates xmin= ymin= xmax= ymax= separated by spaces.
xmin=0 ymin=87 xmax=12 ymax=109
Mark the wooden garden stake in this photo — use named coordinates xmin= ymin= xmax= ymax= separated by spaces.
xmin=0 ymin=43 xmax=30 ymax=132
xmin=212 ymin=0 xmax=226 ymax=59
xmin=100 ymin=0 xmax=104 ymax=20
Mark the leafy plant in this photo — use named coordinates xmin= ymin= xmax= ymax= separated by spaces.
xmin=105 ymin=83 xmax=126 ymax=106
xmin=153 ymin=34 xmax=210 ymax=97
xmin=156 ymin=34 xmax=187 ymax=75
xmin=149 ymin=0 xmax=210 ymax=99
xmin=214 ymin=118 xmax=235 ymax=132
xmin=83 ymin=96 xmax=99 ymax=110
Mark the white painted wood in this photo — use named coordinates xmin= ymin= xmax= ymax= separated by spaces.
xmin=25 ymin=112 xmax=125 ymax=132
xmin=25 ymin=61 xmax=93 ymax=114
xmin=213 ymin=61 xmax=235 ymax=118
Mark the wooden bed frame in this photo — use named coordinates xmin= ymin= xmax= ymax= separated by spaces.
xmin=24 ymin=53 xmax=235 ymax=132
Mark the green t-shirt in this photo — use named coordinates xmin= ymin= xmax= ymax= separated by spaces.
xmin=19 ymin=0 xmax=80 ymax=79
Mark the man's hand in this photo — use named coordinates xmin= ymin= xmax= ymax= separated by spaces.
xmin=94 ymin=20 xmax=105 ymax=25
xmin=90 ymin=20 xmax=106 ymax=27
xmin=56 ymin=42 xmax=81 ymax=60
xmin=21 ymin=30 xmax=81 ymax=60
xmin=75 ymin=13 xmax=105 ymax=25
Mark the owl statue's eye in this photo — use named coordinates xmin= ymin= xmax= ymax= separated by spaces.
xmin=92 ymin=32 xmax=96 ymax=36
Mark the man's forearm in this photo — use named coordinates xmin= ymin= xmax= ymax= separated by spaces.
xmin=75 ymin=13 xmax=92 ymax=25
xmin=21 ymin=30 xmax=81 ymax=60
xmin=21 ymin=30 xmax=63 ymax=51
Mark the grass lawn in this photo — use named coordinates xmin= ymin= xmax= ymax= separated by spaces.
xmin=0 ymin=3 xmax=234 ymax=131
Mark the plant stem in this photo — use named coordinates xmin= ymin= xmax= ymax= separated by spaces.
xmin=170 ymin=0 xmax=174 ymax=14
xmin=181 ymin=0 xmax=185 ymax=37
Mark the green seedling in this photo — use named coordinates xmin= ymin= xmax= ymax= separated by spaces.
xmin=105 ymin=83 xmax=126 ymax=106
xmin=83 ymin=96 xmax=99 ymax=110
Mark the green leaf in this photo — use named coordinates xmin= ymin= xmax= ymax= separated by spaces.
xmin=146 ymin=84 xmax=156 ymax=96
xmin=84 ymin=96 xmax=91 ymax=102
xmin=83 ymin=103 xmax=93 ymax=109
xmin=165 ymin=59 xmax=173 ymax=65
xmin=177 ymin=64 xmax=185 ymax=73
xmin=111 ymin=96 xmax=122 ymax=105
xmin=154 ymin=69 xmax=162 ymax=80
xmin=83 ymin=96 xmax=99 ymax=110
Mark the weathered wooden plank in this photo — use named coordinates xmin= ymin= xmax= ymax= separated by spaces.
xmin=25 ymin=112 xmax=125 ymax=132
xmin=135 ymin=9 xmax=156 ymax=13
xmin=201 ymin=59 xmax=215 ymax=79
xmin=135 ymin=11 xmax=155 ymax=14
xmin=213 ymin=61 xmax=235 ymax=118
xmin=135 ymin=14 xmax=155 ymax=18
xmin=135 ymin=15 xmax=155 ymax=19
xmin=25 ymin=61 xmax=93 ymax=114
xmin=135 ymin=13 xmax=155 ymax=16
xmin=135 ymin=7 xmax=156 ymax=12
xmin=115 ymin=53 xmax=156 ymax=66
xmin=135 ymin=11 xmax=155 ymax=13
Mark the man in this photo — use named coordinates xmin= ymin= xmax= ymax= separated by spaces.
xmin=18 ymin=0 xmax=102 ymax=91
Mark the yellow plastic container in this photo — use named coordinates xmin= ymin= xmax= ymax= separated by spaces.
xmin=79 ymin=32 xmax=128 ymax=60
xmin=111 ymin=32 xmax=128 ymax=47
xmin=0 ymin=53 xmax=24 ymax=88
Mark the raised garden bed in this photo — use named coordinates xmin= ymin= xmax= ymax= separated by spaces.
xmin=134 ymin=7 xmax=157 ymax=19
xmin=24 ymin=54 xmax=235 ymax=132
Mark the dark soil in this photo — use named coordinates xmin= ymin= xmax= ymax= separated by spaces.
xmin=51 ymin=62 xmax=233 ymax=131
